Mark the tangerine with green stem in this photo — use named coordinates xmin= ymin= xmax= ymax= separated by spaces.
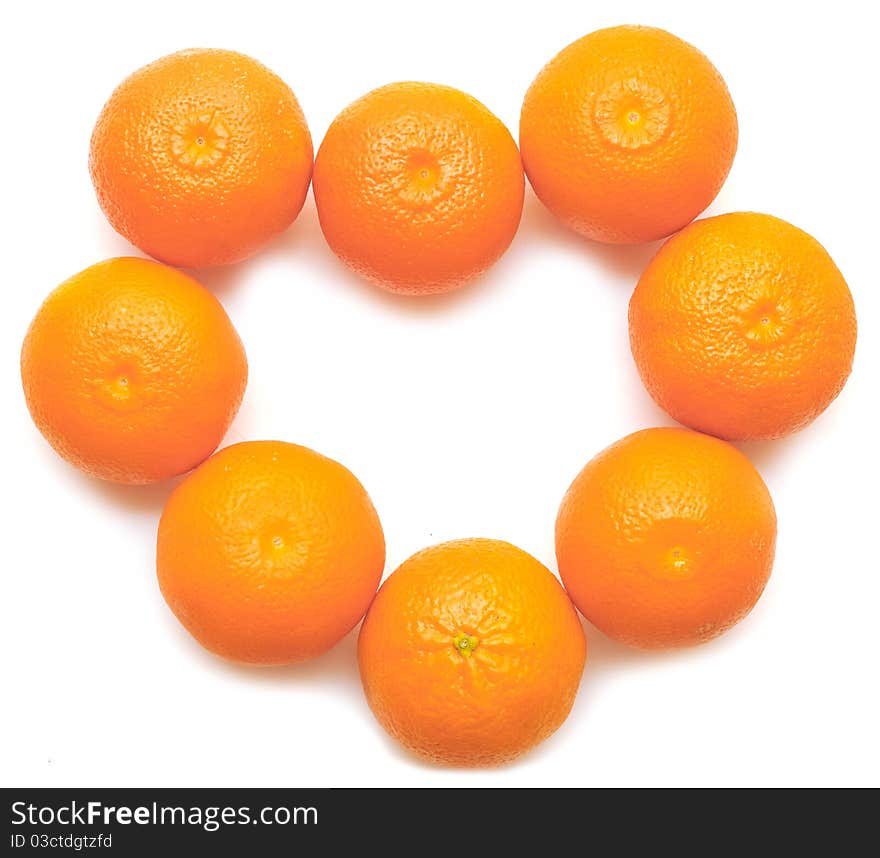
xmin=358 ymin=538 xmax=586 ymax=766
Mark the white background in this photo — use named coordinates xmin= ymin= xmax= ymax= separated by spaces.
xmin=2 ymin=0 xmax=878 ymax=788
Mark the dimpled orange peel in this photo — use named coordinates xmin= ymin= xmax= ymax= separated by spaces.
xmin=21 ymin=257 xmax=247 ymax=484
xmin=157 ymin=441 xmax=385 ymax=665
xmin=520 ymin=25 xmax=737 ymax=243
xmin=313 ymin=82 xmax=525 ymax=295
xmin=629 ymin=212 xmax=857 ymax=440
xmin=90 ymin=48 xmax=313 ymax=267
xmin=358 ymin=538 xmax=586 ymax=766
xmin=556 ymin=428 xmax=776 ymax=649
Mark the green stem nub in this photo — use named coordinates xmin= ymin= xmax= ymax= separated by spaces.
xmin=454 ymin=634 xmax=479 ymax=657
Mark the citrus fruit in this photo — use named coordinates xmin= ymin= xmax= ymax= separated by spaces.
xmin=629 ymin=212 xmax=857 ymax=440
xmin=556 ymin=428 xmax=776 ymax=649
xmin=520 ymin=25 xmax=737 ymax=244
xmin=156 ymin=440 xmax=385 ymax=665
xmin=358 ymin=538 xmax=586 ymax=766
xmin=90 ymin=48 xmax=313 ymax=267
xmin=313 ymin=82 xmax=524 ymax=295
xmin=21 ymin=257 xmax=247 ymax=484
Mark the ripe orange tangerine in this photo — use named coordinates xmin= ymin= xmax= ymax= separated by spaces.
xmin=90 ymin=48 xmax=313 ymax=267
xmin=157 ymin=441 xmax=385 ymax=665
xmin=556 ymin=428 xmax=776 ymax=649
xmin=314 ymin=82 xmax=524 ymax=295
xmin=21 ymin=257 xmax=247 ymax=484
xmin=358 ymin=538 xmax=586 ymax=766
xmin=520 ymin=25 xmax=737 ymax=243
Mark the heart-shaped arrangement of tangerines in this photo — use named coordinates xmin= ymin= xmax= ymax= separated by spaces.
xmin=20 ymin=26 xmax=857 ymax=768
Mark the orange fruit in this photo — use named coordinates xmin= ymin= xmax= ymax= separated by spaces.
xmin=556 ymin=428 xmax=776 ymax=649
xmin=629 ymin=212 xmax=857 ymax=440
xmin=21 ymin=257 xmax=247 ymax=484
xmin=157 ymin=440 xmax=385 ymax=665
xmin=358 ymin=538 xmax=586 ymax=766
xmin=313 ymin=82 xmax=524 ymax=295
xmin=90 ymin=49 xmax=313 ymax=268
xmin=520 ymin=25 xmax=737 ymax=244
